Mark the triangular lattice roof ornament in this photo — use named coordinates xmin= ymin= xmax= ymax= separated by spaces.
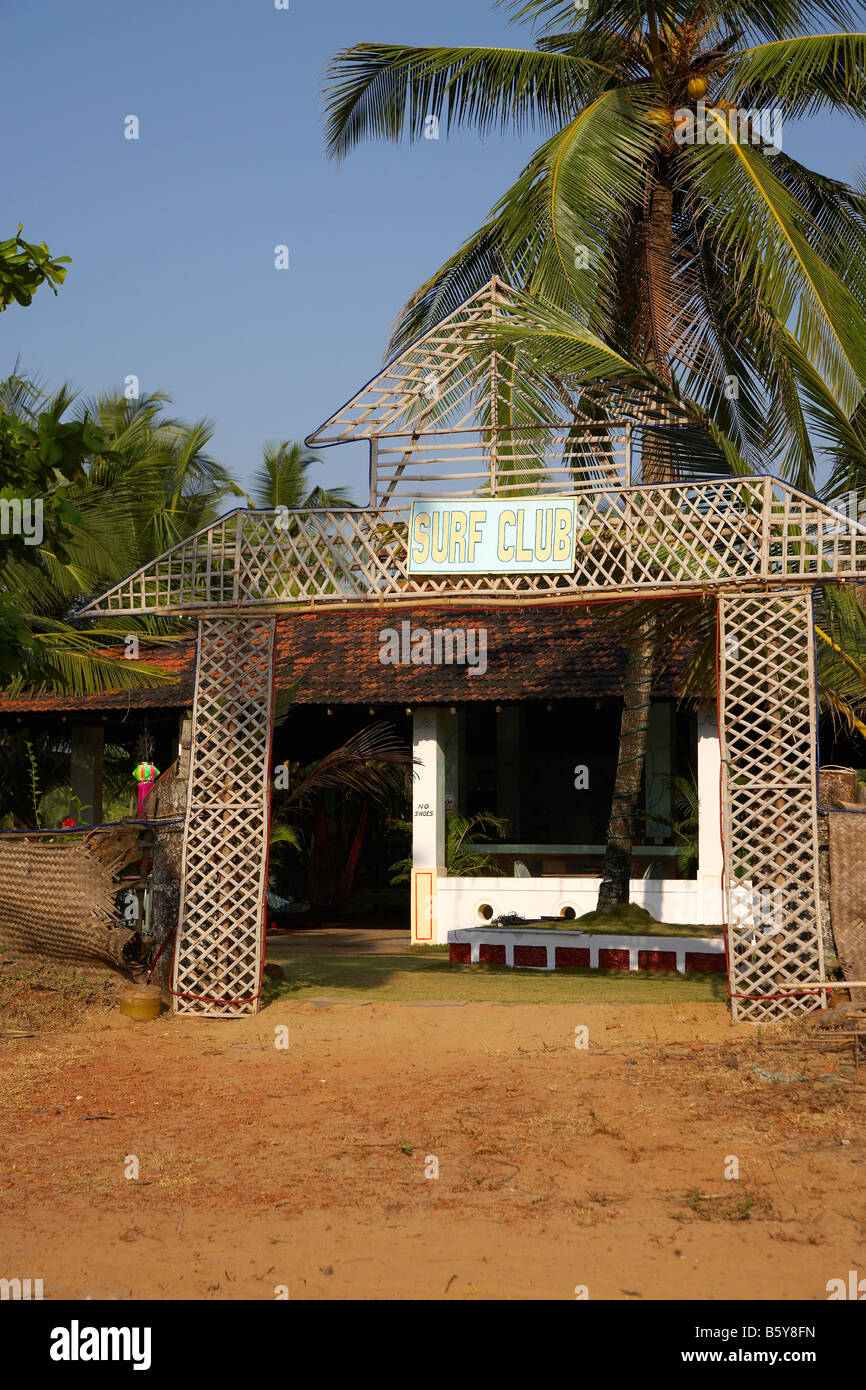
xmin=307 ymin=276 xmax=540 ymax=444
xmin=307 ymin=275 xmax=694 ymax=451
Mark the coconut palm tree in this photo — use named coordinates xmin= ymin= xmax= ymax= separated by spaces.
xmin=74 ymin=388 xmax=245 ymax=563
xmin=0 ymin=376 xmax=242 ymax=693
xmin=324 ymin=0 xmax=866 ymax=903
xmin=253 ymin=440 xmax=353 ymax=510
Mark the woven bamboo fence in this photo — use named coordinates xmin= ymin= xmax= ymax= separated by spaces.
xmin=0 ymin=827 xmax=141 ymax=975
xmin=827 ymin=812 xmax=866 ymax=1008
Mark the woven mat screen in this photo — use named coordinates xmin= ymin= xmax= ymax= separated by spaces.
xmin=828 ymin=812 xmax=866 ymax=1008
xmin=0 ymin=829 xmax=139 ymax=974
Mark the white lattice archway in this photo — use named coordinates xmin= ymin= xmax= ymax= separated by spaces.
xmin=79 ymin=280 xmax=866 ymax=1020
xmin=171 ymin=618 xmax=275 ymax=1016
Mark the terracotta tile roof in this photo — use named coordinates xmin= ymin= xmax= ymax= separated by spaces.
xmin=0 ymin=641 xmax=197 ymax=715
xmin=0 ymin=605 xmax=690 ymax=714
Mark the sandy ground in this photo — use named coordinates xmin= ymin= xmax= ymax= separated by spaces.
xmin=1 ymin=991 xmax=864 ymax=1301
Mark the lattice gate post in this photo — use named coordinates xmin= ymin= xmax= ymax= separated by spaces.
xmin=718 ymin=588 xmax=825 ymax=1023
xmin=171 ymin=617 xmax=275 ymax=1017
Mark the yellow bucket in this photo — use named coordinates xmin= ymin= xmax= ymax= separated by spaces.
xmin=119 ymin=983 xmax=163 ymax=1022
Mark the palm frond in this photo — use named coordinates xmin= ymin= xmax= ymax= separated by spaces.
xmin=288 ymin=722 xmax=414 ymax=806
xmin=681 ymin=118 xmax=866 ymax=412
xmin=324 ymin=42 xmax=608 ymax=159
xmin=724 ymin=32 xmax=866 ymax=118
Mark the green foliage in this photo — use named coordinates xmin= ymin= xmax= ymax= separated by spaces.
xmin=24 ymin=740 xmax=42 ymax=830
xmin=325 ymin=2 xmax=866 ymax=481
xmin=268 ymin=822 xmax=305 ymax=885
xmin=270 ymin=823 xmax=304 ymax=855
xmin=389 ymin=809 xmax=509 ymax=883
xmin=0 ymin=226 xmax=69 ymax=311
xmin=0 ymin=402 xmax=109 ymax=566
xmin=0 ymin=737 xmax=134 ymax=829
xmin=269 ymin=720 xmax=414 ymax=885
xmin=0 ymin=376 xmax=241 ymax=693
xmin=253 ymin=440 xmax=353 ymax=510
xmin=0 ymin=597 xmax=35 ymax=679
xmin=325 ymin=2 xmax=866 ymax=752
xmin=637 ymin=773 xmax=700 ymax=875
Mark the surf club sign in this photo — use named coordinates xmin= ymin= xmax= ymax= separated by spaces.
xmin=407 ymin=499 xmax=577 ymax=575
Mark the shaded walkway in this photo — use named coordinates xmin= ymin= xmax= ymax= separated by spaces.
xmin=266 ymin=926 xmax=412 ymax=957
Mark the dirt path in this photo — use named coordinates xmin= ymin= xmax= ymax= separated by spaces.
xmin=1 ymin=997 xmax=864 ymax=1300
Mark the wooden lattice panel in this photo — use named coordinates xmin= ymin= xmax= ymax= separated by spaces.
xmin=307 ymin=278 xmax=519 ymax=442
xmin=306 ymin=277 xmax=688 ymax=446
xmin=371 ymin=424 xmax=630 ymax=508
xmin=79 ymin=478 xmax=866 ymax=618
xmin=171 ymin=617 xmax=275 ymax=1017
xmin=718 ymin=588 xmax=825 ymax=1022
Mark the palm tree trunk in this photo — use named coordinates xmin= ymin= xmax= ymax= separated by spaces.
xmin=336 ymin=801 xmax=369 ymax=902
xmin=307 ymin=798 xmax=337 ymax=906
xmin=597 ymin=612 xmax=655 ymax=907
xmin=596 ymin=174 xmax=672 ymax=911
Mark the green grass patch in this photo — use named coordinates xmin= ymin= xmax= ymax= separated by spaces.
xmin=494 ymin=918 xmax=721 ymax=939
xmin=488 ymin=903 xmax=721 ymax=938
xmin=262 ymin=953 xmax=727 ymax=1004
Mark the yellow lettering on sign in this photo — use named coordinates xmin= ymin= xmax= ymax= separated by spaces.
xmin=515 ymin=508 xmax=533 ymax=564
xmin=467 ymin=510 xmax=486 ymax=564
xmin=497 ymin=509 xmax=516 ymax=562
xmin=412 ymin=511 xmax=431 ymax=566
xmin=449 ymin=511 xmax=467 ymax=565
xmin=553 ymin=506 xmax=573 ymax=562
xmin=430 ymin=510 xmax=449 ymax=565
xmin=535 ymin=507 xmax=554 ymax=562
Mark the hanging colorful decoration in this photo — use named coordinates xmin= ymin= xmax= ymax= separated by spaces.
xmin=132 ymin=762 xmax=160 ymax=817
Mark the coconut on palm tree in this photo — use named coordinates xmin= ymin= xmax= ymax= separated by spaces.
xmin=324 ymin=0 xmax=866 ymax=903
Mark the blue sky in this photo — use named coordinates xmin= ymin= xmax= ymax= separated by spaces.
xmin=5 ymin=0 xmax=865 ymax=503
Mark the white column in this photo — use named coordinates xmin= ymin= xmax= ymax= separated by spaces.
xmin=411 ymin=708 xmax=446 ymax=943
xmin=697 ymin=703 xmax=724 ymax=923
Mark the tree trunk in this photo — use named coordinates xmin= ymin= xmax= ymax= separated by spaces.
xmin=149 ymin=717 xmax=190 ymax=989
xmin=597 ymin=613 xmax=655 ymax=908
xmin=336 ymin=801 xmax=369 ymax=903
xmin=596 ymin=172 xmax=674 ymax=910
xmin=307 ymin=798 xmax=337 ymax=906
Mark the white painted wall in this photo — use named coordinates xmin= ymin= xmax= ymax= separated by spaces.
xmin=697 ymin=703 xmax=724 ymax=924
xmin=435 ymin=875 xmax=706 ymax=944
